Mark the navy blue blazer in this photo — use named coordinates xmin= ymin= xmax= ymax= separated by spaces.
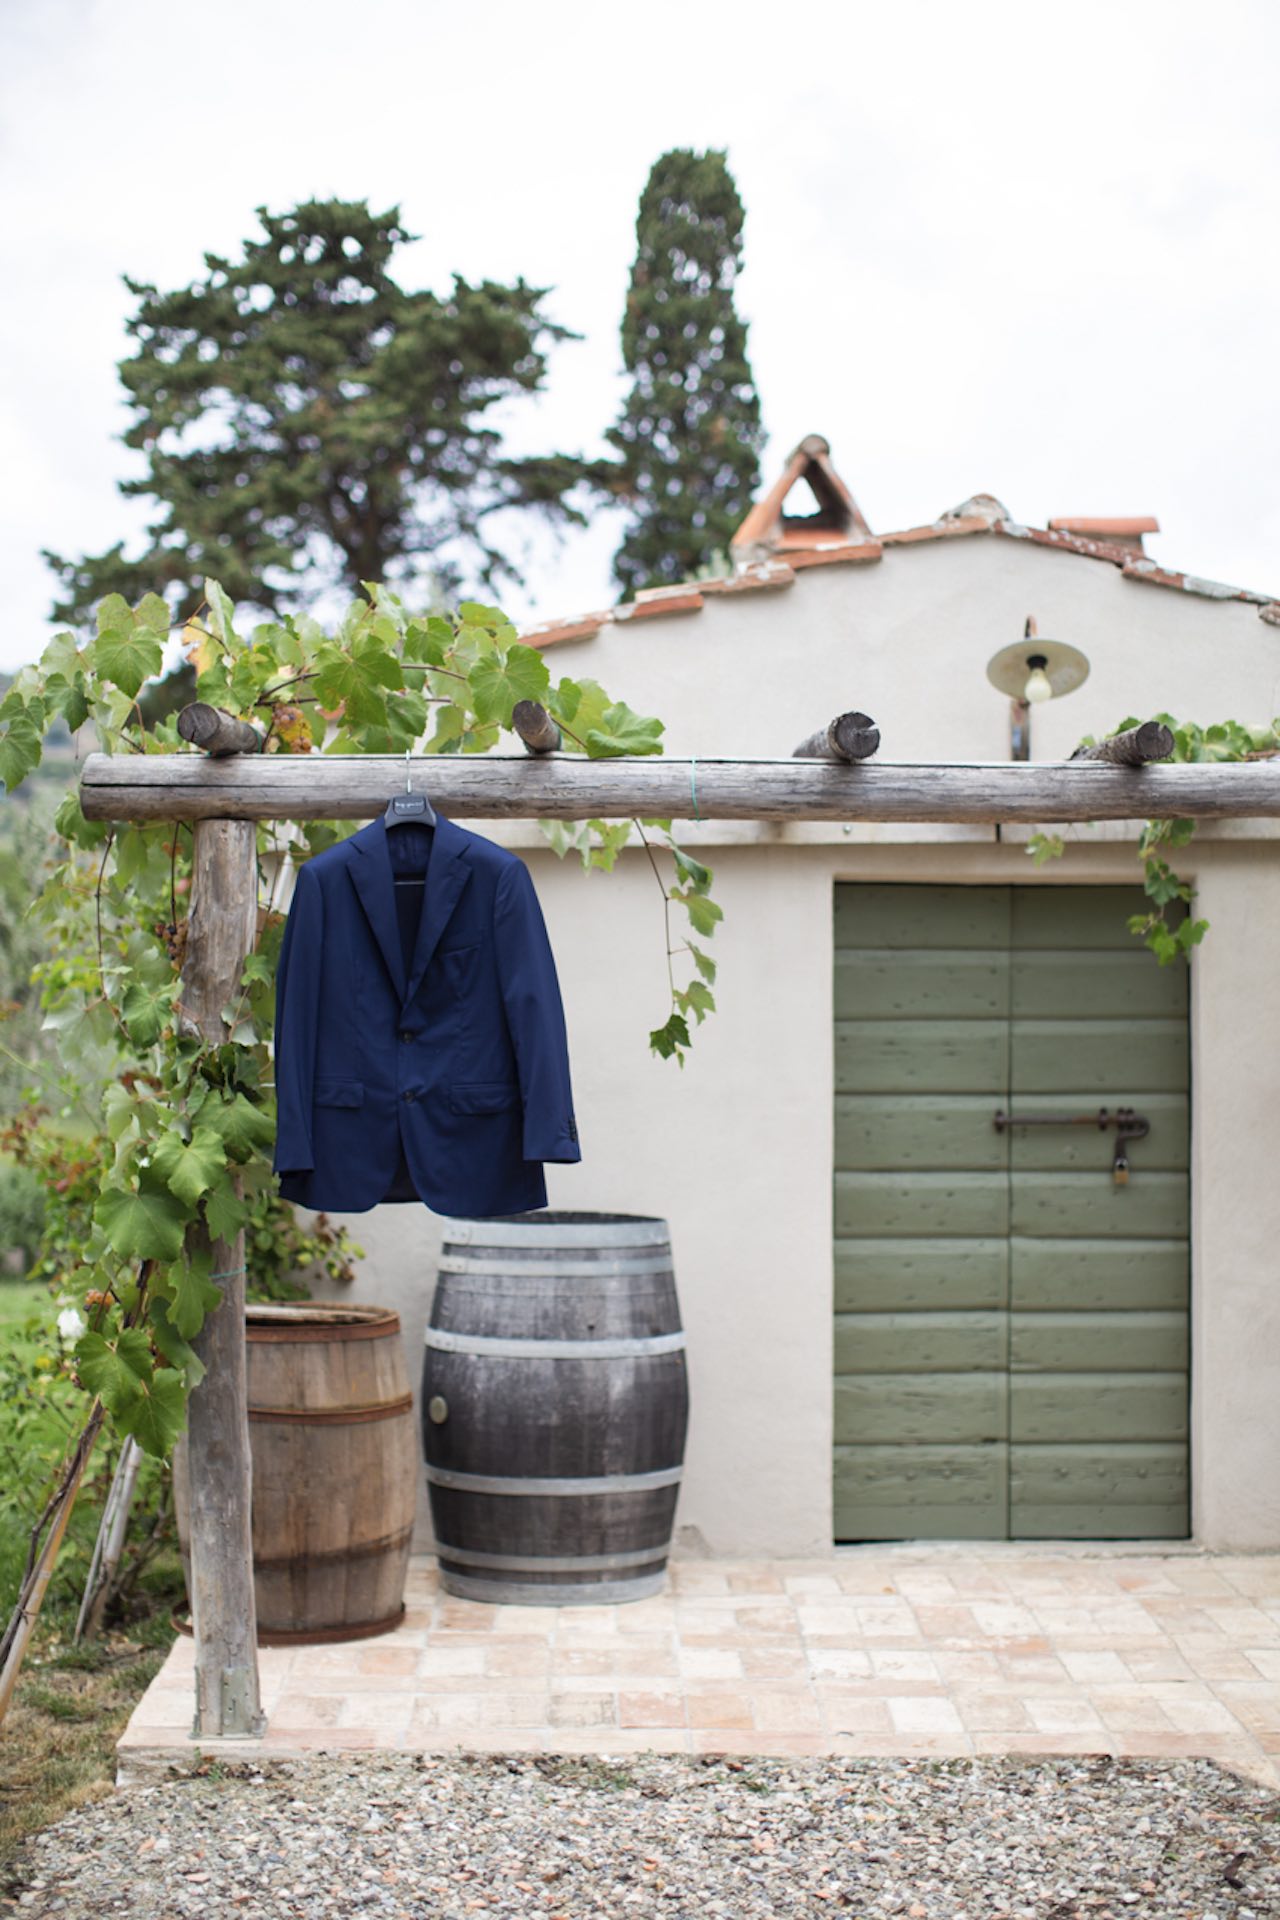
xmin=271 ymin=811 xmax=580 ymax=1217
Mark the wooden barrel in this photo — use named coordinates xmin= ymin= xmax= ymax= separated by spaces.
xmin=174 ymin=1301 xmax=417 ymax=1643
xmin=422 ymin=1211 xmax=690 ymax=1605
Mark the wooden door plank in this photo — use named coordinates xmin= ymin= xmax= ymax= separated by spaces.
xmin=1010 ymin=1237 xmax=1188 ymax=1311
xmin=1011 ymin=887 xmax=1175 ymax=949
xmin=834 ymin=950 xmax=1009 ymax=1020
xmin=835 ymin=1373 xmax=1007 ymax=1445
xmin=835 ymin=1019 xmax=1009 ymax=1094
xmin=835 ymin=885 xmax=1011 ymax=950
xmin=1012 ymin=1018 xmax=1188 ymax=1092
xmin=1010 ymin=1372 xmax=1187 ymax=1443
xmin=1010 ymin=1310 xmax=1188 ymax=1373
xmin=835 ymin=1095 xmax=1009 ymax=1171
xmin=1011 ymin=1441 xmax=1188 ymax=1538
xmin=835 ymin=1238 xmax=1009 ymax=1313
xmin=835 ymin=1171 xmax=1010 ymax=1238
xmin=835 ymin=1311 xmax=1007 ymax=1374
xmin=1012 ymin=951 xmax=1187 ymax=1018
xmin=835 ymin=1443 xmax=1007 ymax=1540
xmin=1010 ymin=1171 xmax=1189 ymax=1238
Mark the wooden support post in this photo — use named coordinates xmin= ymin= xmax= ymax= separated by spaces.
xmin=177 ymin=817 xmax=264 ymax=1740
xmin=792 ymin=712 xmax=881 ymax=762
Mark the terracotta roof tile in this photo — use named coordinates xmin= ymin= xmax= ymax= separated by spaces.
xmin=1120 ymin=556 xmax=1275 ymax=606
xmin=1049 ymin=516 xmax=1160 ymax=538
xmin=785 ymin=540 xmax=883 ymax=570
xmin=518 ymin=611 xmax=610 ymax=649
xmin=619 ymin=587 xmax=706 ymax=620
xmin=881 ymin=515 xmax=992 ymax=546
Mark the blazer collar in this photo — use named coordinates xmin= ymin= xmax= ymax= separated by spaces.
xmin=348 ymin=811 xmax=472 ymax=1009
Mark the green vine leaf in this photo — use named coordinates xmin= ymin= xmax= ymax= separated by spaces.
xmin=687 ymin=943 xmax=717 ymax=984
xmin=151 ymin=1124 xmax=227 ymax=1208
xmin=95 ymin=1174 xmax=190 ymax=1262
xmin=469 ymin=642 xmax=550 ymax=727
xmin=201 ymin=1090 xmax=277 ymax=1162
xmin=92 ymin=596 xmax=164 ymax=698
xmin=147 ymin=1298 xmax=206 ymax=1390
xmin=204 ymin=1177 xmax=249 ymax=1243
xmin=673 ymin=888 xmax=723 ymax=937
xmin=649 ymin=1012 xmax=690 ymax=1065
xmin=121 ymin=1368 xmax=188 ymax=1458
xmin=0 ymin=704 xmax=44 ymax=791
xmin=75 ymin=1326 xmax=153 ymax=1404
xmin=163 ymin=1255 xmax=225 ymax=1341
xmin=584 ymin=700 xmax=665 ymax=758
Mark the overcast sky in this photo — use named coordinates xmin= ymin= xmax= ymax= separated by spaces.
xmin=2 ymin=0 xmax=1277 ymax=674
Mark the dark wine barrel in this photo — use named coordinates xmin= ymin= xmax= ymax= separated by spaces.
xmin=422 ymin=1211 xmax=690 ymax=1605
xmin=174 ymin=1302 xmax=417 ymax=1643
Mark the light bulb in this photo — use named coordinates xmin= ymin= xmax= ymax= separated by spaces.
xmin=1024 ymin=665 xmax=1053 ymax=704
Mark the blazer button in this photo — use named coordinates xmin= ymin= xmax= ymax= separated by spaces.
xmin=403 ymin=1090 xmax=416 ymax=1103
xmin=399 ymin=1029 xmax=415 ymax=1042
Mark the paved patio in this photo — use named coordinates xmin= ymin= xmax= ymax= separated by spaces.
xmin=118 ymin=1544 xmax=1280 ymax=1789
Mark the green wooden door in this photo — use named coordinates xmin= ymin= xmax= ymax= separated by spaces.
xmin=833 ymin=883 xmax=1189 ymax=1542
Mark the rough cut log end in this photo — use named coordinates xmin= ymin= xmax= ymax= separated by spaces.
xmin=177 ymin=703 xmax=264 ymax=757
xmin=512 ymin=700 xmax=562 ymax=755
xmin=793 ymin=712 xmax=881 ymax=763
xmin=1069 ymin=721 xmax=1176 ymax=767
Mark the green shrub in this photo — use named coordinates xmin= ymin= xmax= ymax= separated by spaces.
xmin=0 ymin=1161 xmax=44 ymax=1272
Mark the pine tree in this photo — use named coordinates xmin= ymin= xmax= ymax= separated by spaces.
xmin=45 ymin=198 xmax=597 ymax=625
xmin=607 ymin=149 xmax=765 ymax=599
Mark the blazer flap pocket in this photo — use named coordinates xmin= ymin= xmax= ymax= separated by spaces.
xmin=314 ymin=1078 xmax=364 ymax=1108
xmin=449 ymin=1080 xmax=520 ymax=1115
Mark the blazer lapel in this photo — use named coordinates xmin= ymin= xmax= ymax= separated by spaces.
xmin=349 ymin=817 xmax=407 ymax=1004
xmin=404 ymin=814 xmax=471 ymax=1009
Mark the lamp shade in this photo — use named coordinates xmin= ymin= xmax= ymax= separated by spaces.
xmin=986 ymin=638 xmax=1090 ymax=700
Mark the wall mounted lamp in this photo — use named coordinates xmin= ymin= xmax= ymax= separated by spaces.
xmin=986 ymin=617 xmax=1091 ymax=760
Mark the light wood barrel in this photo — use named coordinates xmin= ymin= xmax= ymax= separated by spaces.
xmin=422 ymin=1211 xmax=690 ymax=1605
xmin=175 ymin=1301 xmax=417 ymax=1643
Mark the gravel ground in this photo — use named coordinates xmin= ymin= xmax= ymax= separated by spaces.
xmin=7 ymin=1753 xmax=1279 ymax=1920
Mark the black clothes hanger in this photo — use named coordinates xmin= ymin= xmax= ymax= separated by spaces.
xmin=384 ymin=750 xmax=437 ymax=831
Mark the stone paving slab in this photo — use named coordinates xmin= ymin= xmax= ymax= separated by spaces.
xmin=117 ymin=1543 xmax=1280 ymax=1788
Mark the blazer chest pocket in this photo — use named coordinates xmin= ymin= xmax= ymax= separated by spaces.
xmin=315 ymin=1078 xmax=364 ymax=1108
xmin=449 ymin=1081 xmax=520 ymax=1115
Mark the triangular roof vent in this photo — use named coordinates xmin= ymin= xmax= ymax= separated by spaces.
xmin=731 ymin=434 xmax=873 ymax=560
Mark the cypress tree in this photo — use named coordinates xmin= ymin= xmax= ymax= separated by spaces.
xmin=607 ymin=149 xmax=765 ymax=599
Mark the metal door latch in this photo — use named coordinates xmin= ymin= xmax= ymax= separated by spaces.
xmin=993 ymin=1106 xmax=1150 ymax=1185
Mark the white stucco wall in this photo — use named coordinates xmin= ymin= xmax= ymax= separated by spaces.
xmin=304 ymin=531 xmax=1280 ymax=1552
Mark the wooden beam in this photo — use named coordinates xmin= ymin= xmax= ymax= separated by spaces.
xmin=792 ymin=712 xmax=880 ymax=762
xmin=177 ymin=818 xmax=264 ymax=1740
xmin=79 ymin=751 xmax=1280 ymax=824
xmin=177 ymin=704 xmax=264 ymax=756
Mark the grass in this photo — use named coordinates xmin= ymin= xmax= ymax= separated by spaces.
xmin=0 ymin=1276 xmax=182 ymax=1881
xmin=0 ymin=1279 xmax=51 ymax=1330
xmin=0 ymin=1581 xmax=179 ymax=1886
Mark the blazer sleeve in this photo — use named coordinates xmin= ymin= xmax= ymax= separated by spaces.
xmin=493 ymin=857 xmax=581 ymax=1165
xmin=271 ymin=860 xmax=324 ymax=1176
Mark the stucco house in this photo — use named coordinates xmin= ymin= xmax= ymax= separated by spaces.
xmin=299 ymin=436 xmax=1280 ymax=1558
